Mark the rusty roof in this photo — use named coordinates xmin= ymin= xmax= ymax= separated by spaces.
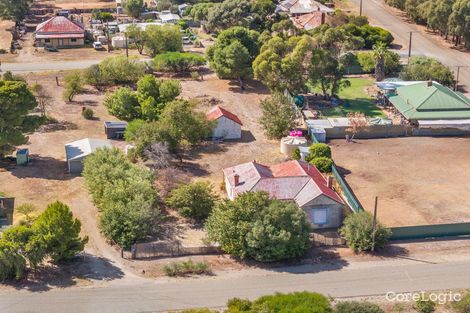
xmin=223 ymin=160 xmax=344 ymax=205
xmin=36 ymin=16 xmax=84 ymax=36
xmin=207 ymin=106 xmax=243 ymax=126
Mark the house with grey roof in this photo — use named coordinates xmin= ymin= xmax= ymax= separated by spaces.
xmin=65 ymin=138 xmax=112 ymax=174
xmin=223 ymin=160 xmax=345 ymax=229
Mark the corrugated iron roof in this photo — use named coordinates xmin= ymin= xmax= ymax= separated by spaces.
xmin=224 ymin=160 xmax=344 ymax=205
xmin=36 ymin=16 xmax=84 ymax=35
xmin=207 ymin=106 xmax=243 ymax=125
xmin=388 ymin=82 xmax=470 ymax=120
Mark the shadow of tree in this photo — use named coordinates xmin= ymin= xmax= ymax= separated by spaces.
xmin=8 ymin=154 xmax=73 ymax=181
xmin=228 ymin=79 xmax=271 ymax=95
xmin=233 ymin=246 xmax=350 ymax=274
xmin=4 ymin=253 xmax=125 ymax=292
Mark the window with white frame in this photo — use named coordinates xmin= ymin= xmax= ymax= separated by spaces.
xmin=311 ymin=208 xmax=328 ymax=225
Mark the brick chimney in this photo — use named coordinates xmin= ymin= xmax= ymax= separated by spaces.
xmin=326 ymin=175 xmax=333 ymax=189
xmin=233 ymin=174 xmax=240 ymax=186
xmin=427 ymin=80 xmax=433 ymax=87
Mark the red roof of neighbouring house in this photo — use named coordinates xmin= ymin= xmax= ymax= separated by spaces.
xmin=291 ymin=11 xmax=325 ymax=30
xmin=223 ymin=160 xmax=344 ymax=205
xmin=35 ymin=16 xmax=85 ymax=38
xmin=207 ymin=106 xmax=243 ymax=126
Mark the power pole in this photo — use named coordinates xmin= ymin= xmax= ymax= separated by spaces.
xmin=407 ymin=32 xmax=413 ymax=64
xmin=454 ymin=65 xmax=469 ymax=91
xmin=371 ymin=196 xmax=378 ymax=252
xmin=125 ymin=32 xmax=129 ymax=59
xmin=359 ymin=0 xmax=363 ymax=16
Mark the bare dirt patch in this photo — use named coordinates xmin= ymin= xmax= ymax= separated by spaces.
xmin=330 ymin=137 xmax=470 ymax=227
xmin=180 ymin=75 xmax=286 ymax=188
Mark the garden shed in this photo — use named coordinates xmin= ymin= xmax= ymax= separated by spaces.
xmin=207 ymin=106 xmax=243 ymax=140
xmin=104 ymin=121 xmax=128 ymax=139
xmin=65 ymin=138 xmax=112 ymax=174
xmin=16 ymin=149 xmax=29 ymax=166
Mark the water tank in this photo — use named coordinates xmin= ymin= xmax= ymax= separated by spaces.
xmin=280 ymin=136 xmax=308 ymax=156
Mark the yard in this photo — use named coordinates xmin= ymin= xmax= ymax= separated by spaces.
xmin=330 ymin=137 xmax=470 ymax=227
xmin=318 ymin=77 xmax=386 ymax=118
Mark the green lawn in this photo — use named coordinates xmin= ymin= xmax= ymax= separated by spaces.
xmin=318 ymin=78 xmax=385 ymax=118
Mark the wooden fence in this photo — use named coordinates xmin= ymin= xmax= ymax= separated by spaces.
xmin=129 ymin=241 xmax=221 ymax=260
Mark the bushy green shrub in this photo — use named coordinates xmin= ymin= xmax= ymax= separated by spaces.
xmin=97 ymin=56 xmax=145 ymax=85
xmin=82 ymin=108 xmax=94 ymax=120
xmin=163 ymin=260 xmax=211 ymax=277
xmin=153 ymin=52 xmax=206 ymax=72
xmin=309 ymin=157 xmax=333 ymax=173
xmin=335 ymin=301 xmax=384 ymax=313
xmin=356 ymin=51 xmax=401 ymax=75
xmin=206 ymin=192 xmax=311 ymax=262
xmin=166 ymin=181 xmax=218 ymax=222
xmin=83 ymin=147 xmax=159 ymax=249
xmin=293 ymin=147 xmax=301 ymax=160
xmin=454 ymin=293 xmax=470 ymax=313
xmin=400 ymin=56 xmax=454 ymax=87
xmin=415 ymin=296 xmax=436 ymax=313
xmin=252 ymin=292 xmax=332 ymax=312
xmin=340 ymin=211 xmax=391 ymax=253
xmin=306 ymin=143 xmax=331 ymax=160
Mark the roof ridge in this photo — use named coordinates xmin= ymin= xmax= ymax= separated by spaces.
xmin=416 ymin=84 xmax=438 ymax=110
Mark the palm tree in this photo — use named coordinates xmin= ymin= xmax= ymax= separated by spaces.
xmin=373 ymin=42 xmax=388 ymax=82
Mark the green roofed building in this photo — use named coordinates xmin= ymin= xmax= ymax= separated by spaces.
xmin=387 ymin=81 xmax=470 ymax=121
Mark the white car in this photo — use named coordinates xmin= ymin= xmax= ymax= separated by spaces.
xmin=93 ymin=42 xmax=103 ymax=50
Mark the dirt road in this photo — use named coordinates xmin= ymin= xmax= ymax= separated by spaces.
xmin=349 ymin=0 xmax=470 ymax=95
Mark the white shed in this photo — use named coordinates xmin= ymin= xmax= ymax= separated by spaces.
xmin=65 ymin=138 xmax=112 ymax=174
xmin=207 ymin=106 xmax=242 ymax=140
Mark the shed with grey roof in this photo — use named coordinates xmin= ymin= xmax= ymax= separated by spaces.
xmin=104 ymin=121 xmax=128 ymax=139
xmin=65 ymin=138 xmax=112 ymax=174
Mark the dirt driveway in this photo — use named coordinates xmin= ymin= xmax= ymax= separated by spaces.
xmin=330 ymin=137 xmax=470 ymax=227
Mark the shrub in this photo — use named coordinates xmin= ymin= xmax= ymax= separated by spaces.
xmin=309 ymin=157 xmax=333 ymax=173
xmin=454 ymin=293 xmax=470 ymax=313
xmin=32 ymin=201 xmax=88 ymax=263
xmin=166 ymin=181 xmax=218 ymax=222
xmin=191 ymin=71 xmax=201 ymax=80
xmin=163 ymin=260 xmax=211 ymax=277
xmin=356 ymin=51 xmax=401 ymax=75
xmin=305 ymin=143 xmax=331 ymax=161
xmin=400 ymin=56 xmax=454 ymax=87
xmin=340 ymin=211 xmax=391 ymax=253
xmin=252 ymin=292 xmax=332 ymax=312
xmin=206 ymin=192 xmax=311 ymax=262
xmin=82 ymin=108 xmax=94 ymax=120
xmin=335 ymin=301 xmax=384 ymax=313
xmin=260 ymin=93 xmax=299 ymax=140
xmin=293 ymin=147 xmax=301 ymax=160
xmin=62 ymin=71 xmax=83 ymax=102
xmin=415 ymin=296 xmax=436 ymax=313
xmin=82 ymin=147 xmax=159 ymax=249
xmin=98 ymin=56 xmax=145 ymax=85
xmin=153 ymin=52 xmax=206 ymax=72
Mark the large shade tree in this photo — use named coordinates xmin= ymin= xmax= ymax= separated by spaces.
xmin=0 ymin=80 xmax=40 ymax=158
xmin=0 ymin=0 xmax=32 ymax=22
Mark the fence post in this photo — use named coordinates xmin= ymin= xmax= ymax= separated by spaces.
xmin=131 ymin=244 xmax=136 ymax=259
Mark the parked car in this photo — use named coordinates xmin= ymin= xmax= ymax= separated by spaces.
xmin=182 ymin=36 xmax=191 ymax=45
xmin=44 ymin=45 xmax=58 ymax=52
xmin=93 ymin=41 xmax=103 ymax=50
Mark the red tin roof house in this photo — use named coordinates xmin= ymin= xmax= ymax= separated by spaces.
xmin=35 ymin=16 xmax=85 ymax=48
xmin=223 ymin=160 xmax=345 ymax=229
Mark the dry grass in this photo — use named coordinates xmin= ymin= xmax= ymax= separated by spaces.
xmin=330 ymin=137 xmax=470 ymax=227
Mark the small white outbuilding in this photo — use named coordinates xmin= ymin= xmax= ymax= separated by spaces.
xmin=65 ymin=138 xmax=112 ymax=174
xmin=207 ymin=106 xmax=243 ymax=140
